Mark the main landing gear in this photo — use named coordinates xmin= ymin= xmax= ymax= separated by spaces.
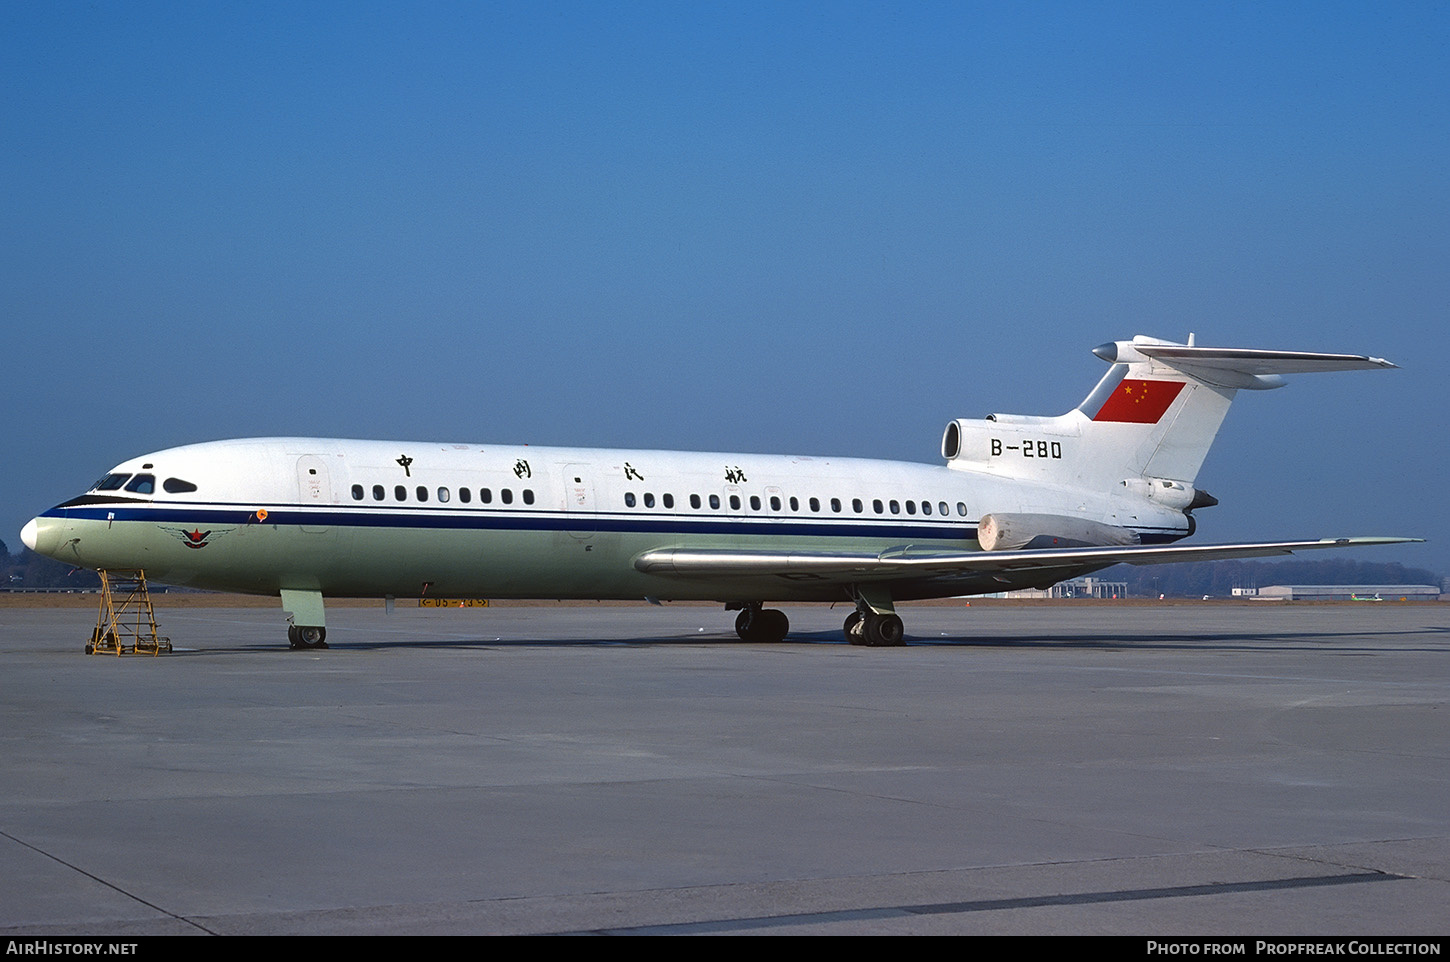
xmin=728 ymin=596 xmax=908 ymax=646
xmin=732 ymin=604 xmax=790 ymax=643
xmin=844 ymin=586 xmax=907 ymax=646
xmin=843 ymin=610 xmax=906 ymax=647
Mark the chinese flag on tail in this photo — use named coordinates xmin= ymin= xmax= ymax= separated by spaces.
xmin=1091 ymin=379 xmax=1185 ymax=423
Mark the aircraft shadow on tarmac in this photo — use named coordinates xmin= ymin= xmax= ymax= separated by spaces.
xmin=161 ymin=623 xmax=1447 ymax=656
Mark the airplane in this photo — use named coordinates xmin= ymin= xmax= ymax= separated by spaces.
xmin=21 ymin=334 xmax=1419 ymax=649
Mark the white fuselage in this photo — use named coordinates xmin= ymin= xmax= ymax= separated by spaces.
xmin=24 ymin=436 xmax=1189 ymax=604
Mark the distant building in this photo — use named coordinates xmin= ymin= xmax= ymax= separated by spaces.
xmin=1244 ymin=585 xmax=1441 ymax=602
xmin=1005 ymin=577 xmax=1128 ymax=599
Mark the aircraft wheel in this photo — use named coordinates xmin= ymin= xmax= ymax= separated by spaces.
xmin=735 ymin=609 xmax=756 ymax=641
xmin=864 ymin=613 xmax=905 ymax=647
xmin=736 ymin=608 xmax=789 ymax=642
xmin=844 ymin=611 xmax=867 ymax=645
xmin=758 ymin=608 xmax=789 ymax=643
xmin=289 ymin=625 xmax=328 ymax=650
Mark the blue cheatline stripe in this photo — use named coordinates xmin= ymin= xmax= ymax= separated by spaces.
xmin=50 ymin=502 xmax=977 ymax=541
xmin=45 ymin=500 xmax=1188 ymax=544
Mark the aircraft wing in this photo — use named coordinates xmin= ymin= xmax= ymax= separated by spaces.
xmin=634 ymin=537 xmax=1421 ymax=585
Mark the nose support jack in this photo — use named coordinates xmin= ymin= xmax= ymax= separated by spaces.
xmin=88 ymin=569 xmax=171 ymax=656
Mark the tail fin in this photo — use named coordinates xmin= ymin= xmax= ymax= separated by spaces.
xmin=1080 ymin=335 xmax=1394 ymax=484
xmin=942 ymin=335 xmax=1395 ymax=494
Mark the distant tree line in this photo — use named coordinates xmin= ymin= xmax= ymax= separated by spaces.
xmin=0 ymin=538 xmax=102 ymax=590
xmin=1107 ymin=558 xmax=1443 ymax=599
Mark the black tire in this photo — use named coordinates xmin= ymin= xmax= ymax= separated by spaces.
xmin=735 ymin=609 xmax=756 ymax=641
xmin=864 ymin=613 xmax=905 ymax=647
xmin=844 ymin=611 xmax=866 ymax=645
xmin=736 ymin=608 xmax=789 ymax=642
xmin=758 ymin=609 xmax=789 ymax=642
xmin=292 ymin=625 xmax=328 ymax=649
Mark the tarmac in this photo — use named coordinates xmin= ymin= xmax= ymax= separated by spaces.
xmin=0 ymin=599 xmax=1446 ymax=936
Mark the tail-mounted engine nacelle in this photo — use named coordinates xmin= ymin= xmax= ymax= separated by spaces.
xmin=942 ymin=416 xmax=1066 ymax=464
xmin=1119 ymin=477 xmax=1218 ymax=512
xmin=977 ymin=513 xmax=1141 ymax=552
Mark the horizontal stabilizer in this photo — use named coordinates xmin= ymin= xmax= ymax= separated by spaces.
xmin=1134 ymin=344 xmax=1397 ymax=376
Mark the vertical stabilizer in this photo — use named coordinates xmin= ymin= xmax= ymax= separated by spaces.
xmin=943 ymin=336 xmax=1395 ymax=497
xmin=1077 ymin=335 xmax=1395 ymax=486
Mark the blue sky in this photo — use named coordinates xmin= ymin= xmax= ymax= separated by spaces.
xmin=4 ymin=2 xmax=1446 ymax=574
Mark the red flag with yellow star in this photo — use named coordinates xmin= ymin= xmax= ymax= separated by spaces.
xmin=1091 ymin=379 xmax=1185 ymax=423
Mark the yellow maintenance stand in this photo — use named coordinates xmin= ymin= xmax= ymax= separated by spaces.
xmin=89 ymin=569 xmax=171 ymax=656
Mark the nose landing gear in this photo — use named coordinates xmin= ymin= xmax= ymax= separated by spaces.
xmin=281 ymin=588 xmax=328 ymax=650
xmin=287 ymin=625 xmax=328 ymax=649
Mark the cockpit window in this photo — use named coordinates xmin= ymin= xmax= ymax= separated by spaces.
xmin=163 ymin=478 xmax=198 ymax=494
xmin=94 ymin=473 xmax=131 ymax=491
xmin=124 ymin=474 xmax=156 ymax=494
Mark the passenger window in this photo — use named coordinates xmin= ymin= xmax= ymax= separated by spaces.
xmin=125 ymin=474 xmax=156 ymax=494
xmin=808 ymin=497 xmax=819 ymax=512
xmin=749 ymin=496 xmax=761 ymax=511
xmin=769 ymin=496 xmax=781 ymax=511
xmin=501 ymin=489 xmax=513 ymax=504
xmin=395 ymin=486 xmax=407 ymax=501
xmin=939 ymin=501 xmax=949 ymax=516
xmin=831 ymin=498 xmax=841 ymax=513
xmin=853 ymin=499 xmax=863 ymax=513
xmin=480 ymin=488 xmax=492 ymax=504
xmin=372 ymin=485 xmax=385 ymax=501
xmin=523 ymin=489 xmax=534 ymax=505
xmin=644 ymin=492 xmax=655 ymax=508
xmin=889 ymin=500 xmax=900 ymax=514
xmin=873 ymin=499 xmax=883 ymax=514
xmin=625 ymin=492 xmax=636 ymax=507
xmin=690 ymin=494 xmax=701 ymax=509
xmin=905 ymin=500 xmax=916 ymax=515
xmin=709 ymin=494 xmax=721 ymax=510
xmin=351 ymin=484 xmax=364 ymax=501
xmin=459 ymin=488 xmax=471 ymax=503
xmin=957 ymin=502 xmax=967 ymax=516
xmin=729 ymin=495 xmax=741 ymax=510
xmin=662 ymin=493 xmax=673 ymax=508
xmin=416 ymin=486 xmax=429 ymax=502
xmin=437 ymin=487 xmax=450 ymax=503
xmin=163 ymin=478 xmax=198 ymax=494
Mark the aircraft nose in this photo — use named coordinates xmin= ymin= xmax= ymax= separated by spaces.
xmin=20 ymin=515 xmax=62 ymax=558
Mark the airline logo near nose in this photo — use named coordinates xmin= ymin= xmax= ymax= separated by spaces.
xmin=163 ymin=526 xmax=233 ymax=549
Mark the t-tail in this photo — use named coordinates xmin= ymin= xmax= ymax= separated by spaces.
xmin=941 ymin=334 xmax=1397 ymax=545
